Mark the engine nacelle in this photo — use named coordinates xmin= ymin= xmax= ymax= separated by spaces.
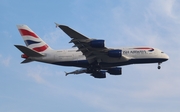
xmin=90 ymin=40 xmax=105 ymax=48
xmin=108 ymin=50 xmax=122 ymax=58
xmin=91 ymin=71 xmax=106 ymax=78
xmin=107 ymin=67 xmax=122 ymax=75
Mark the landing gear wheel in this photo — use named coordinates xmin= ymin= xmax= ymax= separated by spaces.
xmin=158 ymin=63 xmax=161 ymax=69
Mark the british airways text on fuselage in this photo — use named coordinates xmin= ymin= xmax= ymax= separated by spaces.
xmin=123 ymin=50 xmax=147 ymax=55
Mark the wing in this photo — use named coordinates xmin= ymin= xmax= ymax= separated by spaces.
xmin=56 ymin=23 xmax=130 ymax=64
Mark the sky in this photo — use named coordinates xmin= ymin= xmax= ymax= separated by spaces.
xmin=0 ymin=0 xmax=180 ymax=112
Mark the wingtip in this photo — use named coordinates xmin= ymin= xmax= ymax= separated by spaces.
xmin=54 ymin=23 xmax=68 ymax=28
xmin=64 ymin=71 xmax=68 ymax=76
xmin=55 ymin=22 xmax=60 ymax=28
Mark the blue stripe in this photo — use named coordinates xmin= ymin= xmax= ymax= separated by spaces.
xmin=53 ymin=60 xmax=89 ymax=67
xmin=24 ymin=40 xmax=41 ymax=46
xmin=52 ymin=58 xmax=168 ymax=68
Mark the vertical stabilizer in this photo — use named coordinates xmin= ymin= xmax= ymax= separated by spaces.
xmin=17 ymin=25 xmax=52 ymax=53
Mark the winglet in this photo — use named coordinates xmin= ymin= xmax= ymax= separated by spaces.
xmin=55 ymin=22 xmax=60 ymax=28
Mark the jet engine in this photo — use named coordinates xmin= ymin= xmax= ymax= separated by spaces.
xmin=107 ymin=67 xmax=122 ymax=75
xmin=90 ymin=40 xmax=105 ymax=48
xmin=91 ymin=71 xmax=106 ymax=78
xmin=108 ymin=50 xmax=122 ymax=58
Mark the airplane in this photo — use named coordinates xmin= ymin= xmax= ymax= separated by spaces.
xmin=14 ymin=23 xmax=169 ymax=78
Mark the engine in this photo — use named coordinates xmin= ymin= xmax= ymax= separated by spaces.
xmin=108 ymin=50 xmax=122 ymax=58
xmin=90 ymin=40 xmax=105 ymax=48
xmin=107 ymin=67 xmax=122 ymax=75
xmin=91 ymin=71 xmax=106 ymax=78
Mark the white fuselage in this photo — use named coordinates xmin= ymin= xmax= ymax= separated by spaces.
xmin=30 ymin=47 xmax=169 ymax=68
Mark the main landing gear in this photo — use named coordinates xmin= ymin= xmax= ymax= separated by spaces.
xmin=158 ymin=63 xmax=161 ymax=69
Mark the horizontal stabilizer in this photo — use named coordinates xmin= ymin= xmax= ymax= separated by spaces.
xmin=21 ymin=59 xmax=33 ymax=64
xmin=14 ymin=45 xmax=43 ymax=57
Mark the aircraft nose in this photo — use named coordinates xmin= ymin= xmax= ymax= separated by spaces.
xmin=163 ymin=53 xmax=169 ymax=61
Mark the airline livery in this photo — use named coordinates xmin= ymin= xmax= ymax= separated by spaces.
xmin=15 ymin=23 xmax=169 ymax=78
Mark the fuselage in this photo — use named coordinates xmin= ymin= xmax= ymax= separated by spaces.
xmin=30 ymin=47 xmax=169 ymax=69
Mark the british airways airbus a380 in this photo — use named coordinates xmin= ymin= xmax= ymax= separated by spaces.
xmin=15 ymin=23 xmax=169 ymax=78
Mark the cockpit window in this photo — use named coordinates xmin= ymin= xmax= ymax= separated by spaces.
xmin=161 ymin=52 xmax=164 ymax=53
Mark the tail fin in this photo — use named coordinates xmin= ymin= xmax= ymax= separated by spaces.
xmin=17 ymin=25 xmax=52 ymax=53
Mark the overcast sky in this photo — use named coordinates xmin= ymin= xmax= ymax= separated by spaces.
xmin=0 ymin=0 xmax=180 ymax=112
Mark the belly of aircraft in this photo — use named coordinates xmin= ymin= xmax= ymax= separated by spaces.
xmin=52 ymin=57 xmax=167 ymax=68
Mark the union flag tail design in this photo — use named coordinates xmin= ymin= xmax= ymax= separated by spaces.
xmin=17 ymin=25 xmax=52 ymax=52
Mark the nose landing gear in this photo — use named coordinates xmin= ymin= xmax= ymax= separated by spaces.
xmin=158 ymin=63 xmax=161 ymax=69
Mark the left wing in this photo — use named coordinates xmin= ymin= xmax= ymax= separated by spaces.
xmin=55 ymin=23 xmax=130 ymax=64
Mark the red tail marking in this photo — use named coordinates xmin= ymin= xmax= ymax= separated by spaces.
xmin=33 ymin=45 xmax=48 ymax=52
xmin=19 ymin=29 xmax=38 ymax=38
xmin=21 ymin=54 xmax=28 ymax=59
